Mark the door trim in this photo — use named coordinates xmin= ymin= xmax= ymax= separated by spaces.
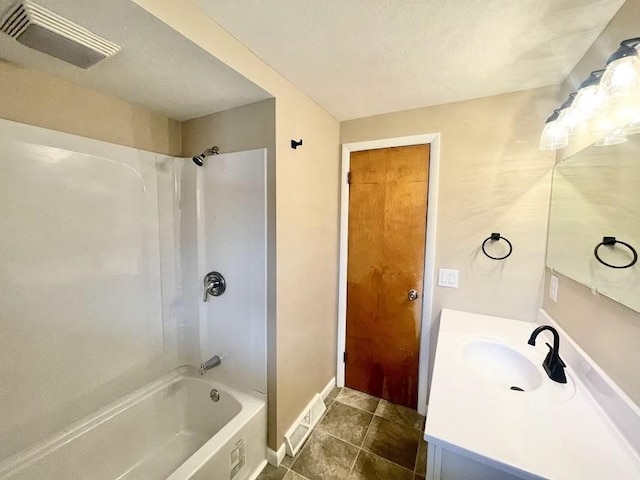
xmin=337 ymin=134 xmax=440 ymax=416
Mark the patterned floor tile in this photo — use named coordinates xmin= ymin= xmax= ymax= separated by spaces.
xmin=362 ymin=416 xmax=421 ymax=470
xmin=348 ymin=450 xmax=413 ymax=480
xmin=256 ymin=463 xmax=288 ymax=480
xmin=291 ymin=429 xmax=359 ymax=480
xmin=280 ymin=454 xmax=295 ymax=469
xmin=318 ymin=401 xmax=373 ymax=446
xmin=375 ymin=399 xmax=425 ymax=431
xmin=326 ymin=386 xmax=342 ymax=399
xmin=283 ymin=470 xmax=309 ymax=480
xmin=335 ymin=388 xmax=380 ymax=413
xmin=415 ymin=438 xmax=427 ymax=476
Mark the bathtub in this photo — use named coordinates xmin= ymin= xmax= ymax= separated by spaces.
xmin=0 ymin=366 xmax=267 ymax=480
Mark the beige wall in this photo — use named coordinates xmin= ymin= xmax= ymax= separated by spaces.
xmin=544 ymin=0 xmax=640 ymax=405
xmin=0 ymin=60 xmax=181 ymax=156
xmin=134 ymin=0 xmax=341 ymax=450
xmin=341 ymin=87 xmax=559 ymax=386
xmin=182 ymin=99 xmax=275 ymax=156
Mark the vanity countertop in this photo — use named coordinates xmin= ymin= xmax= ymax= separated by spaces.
xmin=425 ymin=309 xmax=640 ymax=480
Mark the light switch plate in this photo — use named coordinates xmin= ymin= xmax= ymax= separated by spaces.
xmin=549 ymin=275 xmax=559 ymax=302
xmin=438 ymin=268 xmax=459 ymax=288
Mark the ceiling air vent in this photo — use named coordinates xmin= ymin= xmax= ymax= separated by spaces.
xmin=0 ymin=1 xmax=121 ymax=68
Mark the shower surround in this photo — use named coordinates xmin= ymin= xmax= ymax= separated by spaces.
xmin=0 ymin=119 xmax=268 ymax=479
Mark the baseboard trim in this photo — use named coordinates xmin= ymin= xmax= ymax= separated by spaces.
xmin=266 ymin=443 xmax=286 ymax=467
xmin=320 ymin=376 xmax=336 ymax=399
xmin=268 ymin=376 xmax=336 ymax=467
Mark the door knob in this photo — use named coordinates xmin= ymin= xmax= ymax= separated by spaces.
xmin=408 ymin=289 xmax=419 ymax=301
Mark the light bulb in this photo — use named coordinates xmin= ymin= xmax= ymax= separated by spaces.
xmin=601 ymin=56 xmax=640 ymax=96
xmin=539 ymin=118 xmax=568 ymax=150
xmin=557 ymin=106 xmax=582 ymax=134
xmin=572 ymin=85 xmax=605 ymax=118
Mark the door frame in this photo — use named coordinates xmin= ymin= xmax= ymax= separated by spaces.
xmin=336 ymin=133 xmax=440 ymax=416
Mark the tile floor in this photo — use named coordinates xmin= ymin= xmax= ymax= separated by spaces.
xmin=257 ymin=387 xmax=427 ymax=480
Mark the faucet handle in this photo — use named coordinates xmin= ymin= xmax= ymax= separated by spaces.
xmin=202 ymin=272 xmax=226 ymax=302
xmin=545 ymin=343 xmax=566 ymax=367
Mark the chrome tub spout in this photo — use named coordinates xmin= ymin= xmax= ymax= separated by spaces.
xmin=200 ymin=355 xmax=222 ymax=375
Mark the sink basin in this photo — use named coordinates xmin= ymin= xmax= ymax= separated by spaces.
xmin=463 ymin=340 xmax=542 ymax=391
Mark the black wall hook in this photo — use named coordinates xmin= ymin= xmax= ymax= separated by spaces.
xmin=594 ymin=236 xmax=638 ymax=269
xmin=482 ymin=233 xmax=513 ymax=260
xmin=291 ymin=139 xmax=303 ymax=149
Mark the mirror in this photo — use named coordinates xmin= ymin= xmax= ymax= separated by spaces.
xmin=547 ymin=135 xmax=640 ymax=312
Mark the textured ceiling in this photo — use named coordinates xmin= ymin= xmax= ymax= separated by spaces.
xmin=0 ymin=0 xmax=271 ymax=120
xmin=197 ymin=0 xmax=625 ymax=120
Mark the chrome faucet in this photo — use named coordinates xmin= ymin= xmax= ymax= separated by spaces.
xmin=527 ymin=325 xmax=567 ymax=384
xmin=203 ymin=271 xmax=226 ymax=302
xmin=200 ymin=355 xmax=222 ymax=375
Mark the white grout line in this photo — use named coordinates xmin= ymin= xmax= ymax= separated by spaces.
xmin=334 ymin=392 xmax=381 ymax=414
xmin=346 ymin=407 xmax=378 ymax=477
xmin=357 ymin=445 xmax=417 ymax=476
xmin=337 ymin=390 xmax=425 ymax=430
xmin=359 ymin=414 xmax=422 ymax=475
xmin=297 ymin=423 xmax=417 ymax=477
xmin=346 ymin=450 xmax=361 ymax=479
xmin=321 ymin=429 xmax=364 ymax=451
xmin=413 ymin=441 xmax=421 ymax=475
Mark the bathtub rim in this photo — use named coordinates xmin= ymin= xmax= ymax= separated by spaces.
xmin=0 ymin=365 xmax=265 ymax=479
xmin=165 ymin=383 xmax=265 ymax=480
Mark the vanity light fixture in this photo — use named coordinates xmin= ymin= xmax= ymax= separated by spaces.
xmin=572 ymin=70 xmax=606 ymax=117
xmin=600 ymin=37 xmax=640 ymax=96
xmin=539 ymin=109 xmax=569 ymax=150
xmin=540 ymin=36 xmax=640 ymax=150
xmin=557 ymin=93 xmax=580 ymax=134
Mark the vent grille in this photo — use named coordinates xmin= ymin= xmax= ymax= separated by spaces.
xmin=283 ymin=394 xmax=326 ymax=457
xmin=0 ymin=1 xmax=120 ymax=68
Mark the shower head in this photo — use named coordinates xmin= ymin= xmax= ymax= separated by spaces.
xmin=192 ymin=146 xmax=219 ymax=166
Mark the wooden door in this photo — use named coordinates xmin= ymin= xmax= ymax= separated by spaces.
xmin=345 ymin=144 xmax=429 ymax=409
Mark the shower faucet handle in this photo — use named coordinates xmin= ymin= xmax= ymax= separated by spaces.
xmin=203 ymin=271 xmax=226 ymax=302
xmin=203 ymin=282 xmax=215 ymax=302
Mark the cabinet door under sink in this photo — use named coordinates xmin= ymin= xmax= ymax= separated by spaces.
xmin=429 ymin=444 xmax=533 ymax=480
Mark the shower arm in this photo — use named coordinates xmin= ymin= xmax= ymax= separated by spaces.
xmin=192 ymin=146 xmax=220 ymax=166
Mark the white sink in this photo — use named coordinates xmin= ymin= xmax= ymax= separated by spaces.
xmin=463 ymin=340 xmax=542 ymax=391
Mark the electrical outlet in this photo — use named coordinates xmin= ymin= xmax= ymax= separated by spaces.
xmin=549 ymin=275 xmax=559 ymax=302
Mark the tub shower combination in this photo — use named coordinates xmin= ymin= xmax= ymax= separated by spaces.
xmin=0 ymin=120 xmax=268 ymax=479
xmin=0 ymin=368 xmax=266 ymax=480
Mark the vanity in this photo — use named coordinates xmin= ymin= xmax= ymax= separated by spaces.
xmin=424 ymin=309 xmax=640 ymax=480
xmin=424 ymin=51 xmax=640 ymax=478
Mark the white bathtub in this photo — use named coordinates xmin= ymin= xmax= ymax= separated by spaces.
xmin=0 ymin=367 xmax=266 ymax=480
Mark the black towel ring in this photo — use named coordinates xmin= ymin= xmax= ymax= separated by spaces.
xmin=594 ymin=237 xmax=638 ymax=269
xmin=482 ymin=233 xmax=513 ymax=260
